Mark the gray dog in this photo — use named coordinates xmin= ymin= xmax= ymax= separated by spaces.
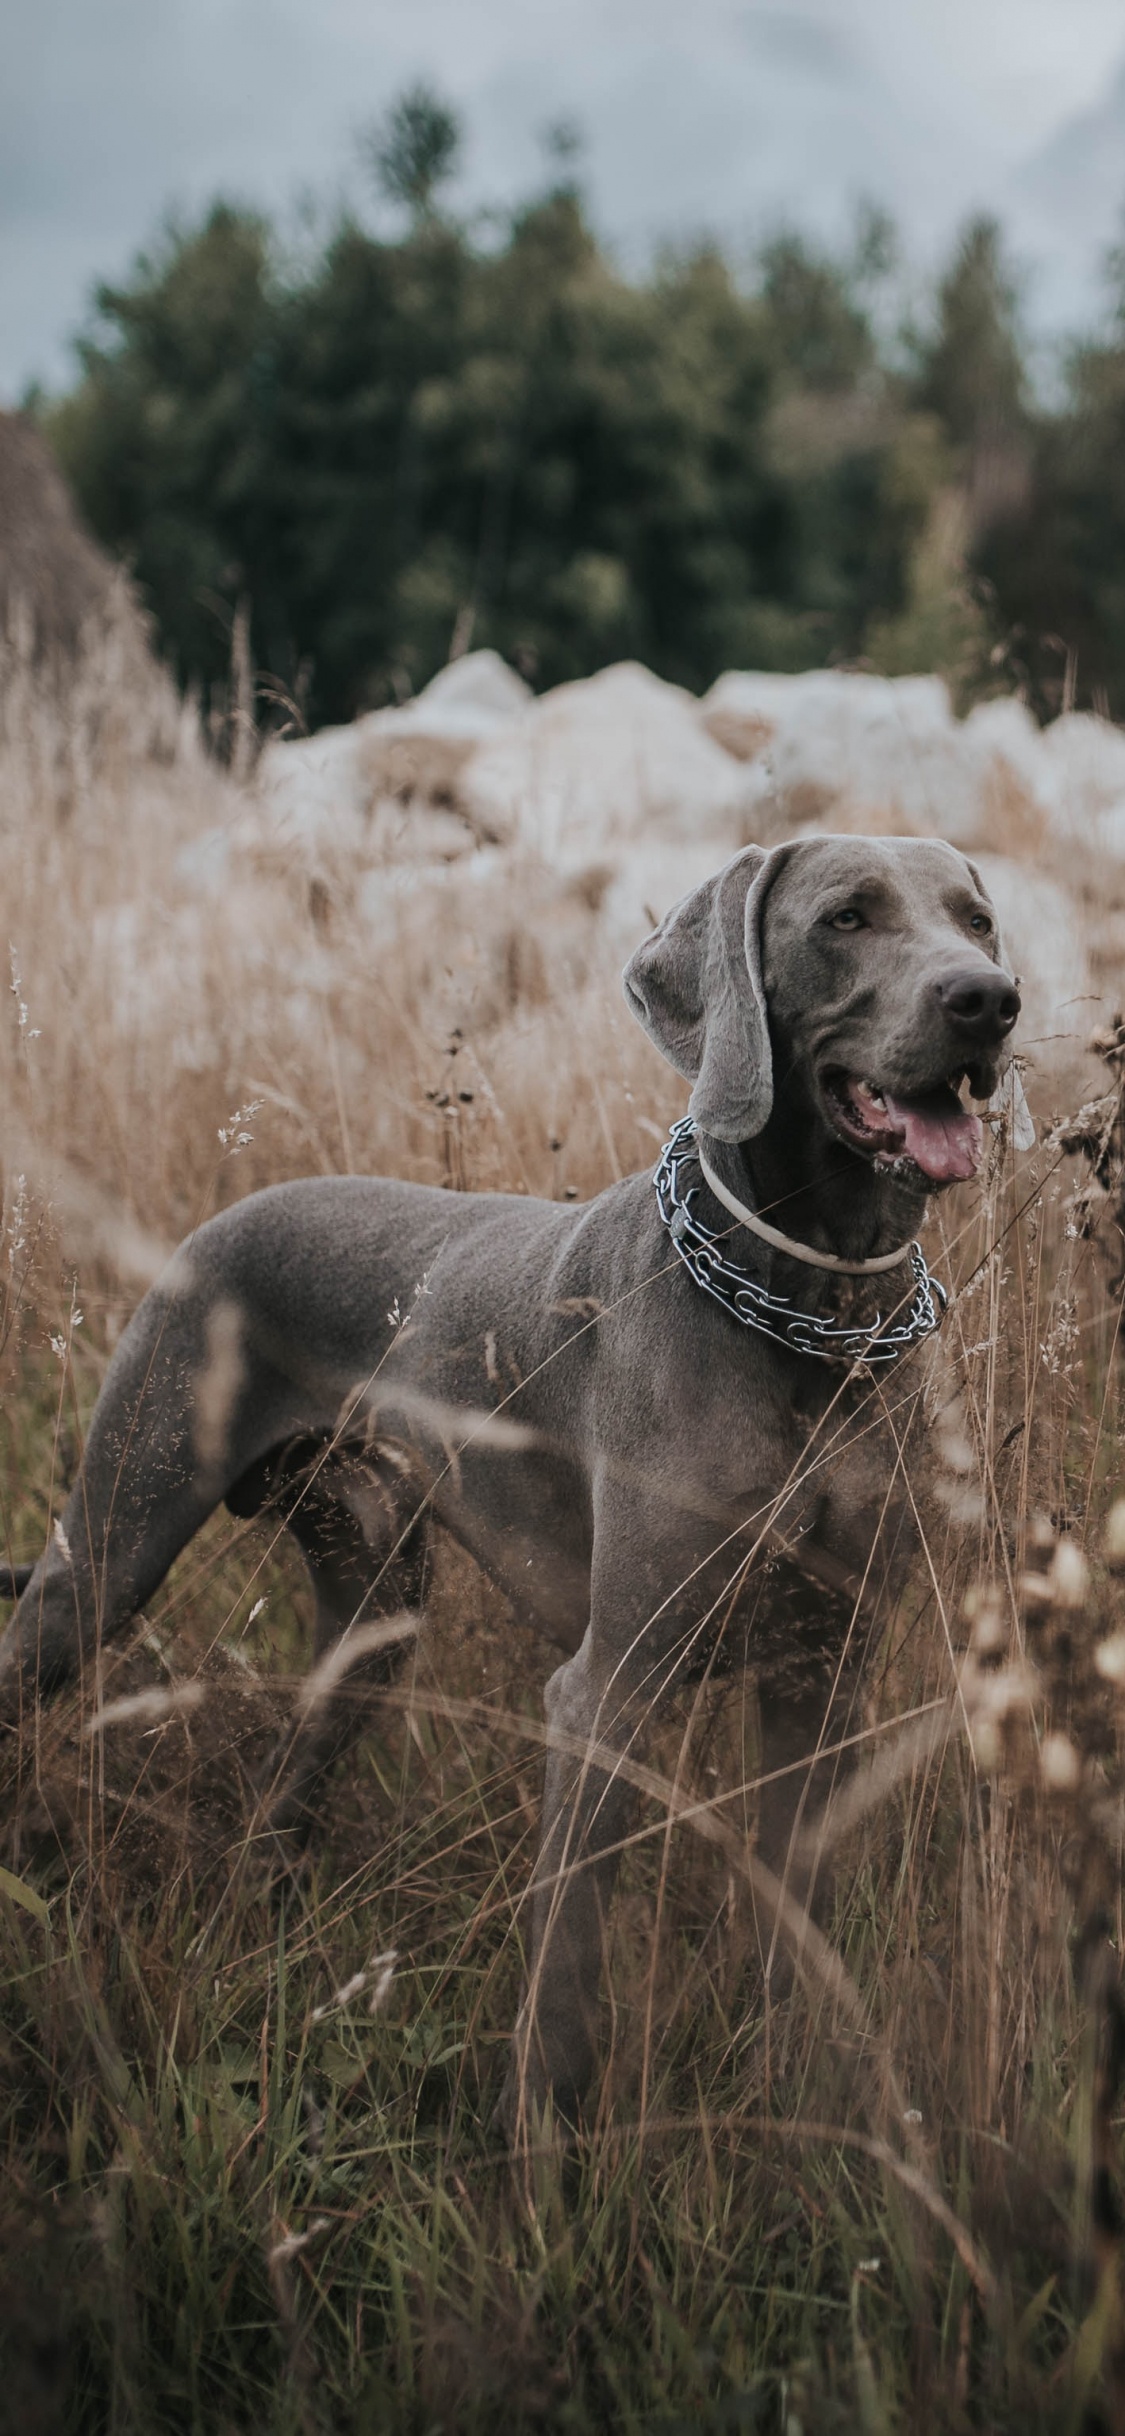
xmin=0 ymin=836 xmax=1021 ymax=2134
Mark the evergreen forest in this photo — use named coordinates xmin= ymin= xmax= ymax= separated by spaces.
xmin=40 ymin=86 xmax=1125 ymax=728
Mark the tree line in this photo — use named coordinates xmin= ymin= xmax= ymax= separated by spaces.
xmin=39 ymin=86 xmax=1125 ymax=728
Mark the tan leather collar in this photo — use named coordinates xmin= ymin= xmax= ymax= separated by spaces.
xmin=696 ymin=1141 xmax=915 ymax=1277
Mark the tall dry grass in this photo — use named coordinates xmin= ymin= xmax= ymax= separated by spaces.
xmin=2 ymin=611 xmax=1125 ymax=2432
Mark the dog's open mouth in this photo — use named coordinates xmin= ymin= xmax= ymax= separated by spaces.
xmin=819 ymin=1068 xmax=985 ymax=1184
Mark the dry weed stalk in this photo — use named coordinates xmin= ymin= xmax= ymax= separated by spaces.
xmin=960 ymin=1505 xmax=1125 ymax=2420
xmin=0 ymin=598 xmax=677 ymax=1315
xmin=1053 ymin=1015 xmax=1125 ymax=1287
xmin=7 ymin=606 xmax=1125 ymax=2425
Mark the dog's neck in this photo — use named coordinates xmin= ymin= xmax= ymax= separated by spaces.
xmin=698 ymin=1101 xmax=930 ymax=1296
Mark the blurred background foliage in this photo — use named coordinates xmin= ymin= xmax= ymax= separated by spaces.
xmin=37 ymin=83 xmax=1125 ymax=727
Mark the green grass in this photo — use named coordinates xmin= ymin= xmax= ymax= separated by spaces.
xmin=0 ymin=1028 xmax=1122 ymax=2429
xmin=0 ymin=1321 xmax=1112 ymax=2436
xmin=4 ymin=534 xmax=1125 ymax=2430
xmin=0 ymin=1813 xmax=1090 ymax=2435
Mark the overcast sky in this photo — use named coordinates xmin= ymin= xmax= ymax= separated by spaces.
xmin=4 ymin=0 xmax=1125 ymax=402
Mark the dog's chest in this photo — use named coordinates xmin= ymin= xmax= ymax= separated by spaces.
xmin=815 ymin=1417 xmax=913 ymax=1571
xmin=692 ymin=1419 xmax=912 ymax=1686
xmin=753 ymin=1380 xmax=917 ymax=1594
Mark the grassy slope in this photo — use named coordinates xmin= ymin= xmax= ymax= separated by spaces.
xmin=0 ymin=617 xmax=1123 ymax=2432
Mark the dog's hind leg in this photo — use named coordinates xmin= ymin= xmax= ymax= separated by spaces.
xmin=0 ymin=1304 xmax=232 ymax=1722
xmin=240 ymin=1447 xmax=431 ymax=1851
xmin=0 ymin=1263 xmax=358 ymax=1724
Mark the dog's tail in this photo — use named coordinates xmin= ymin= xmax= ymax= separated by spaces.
xmin=0 ymin=1565 xmax=33 ymax=1601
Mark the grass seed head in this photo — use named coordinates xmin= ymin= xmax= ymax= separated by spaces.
xmin=1046 ymin=1538 xmax=1091 ymax=1610
xmin=1104 ymin=1497 xmax=1125 ymax=1569
xmin=1095 ymin=1631 xmax=1125 ymax=1685
xmin=1039 ymin=1731 xmax=1083 ymax=1795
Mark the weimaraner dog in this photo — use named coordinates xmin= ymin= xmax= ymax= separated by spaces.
xmin=0 ymin=836 xmax=1021 ymax=2134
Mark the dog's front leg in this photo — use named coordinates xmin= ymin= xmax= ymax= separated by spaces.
xmin=496 ymin=1633 xmax=645 ymax=2144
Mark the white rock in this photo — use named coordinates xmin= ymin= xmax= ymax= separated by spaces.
xmin=172 ymin=826 xmax=235 ymax=895
xmin=403 ymin=649 xmax=531 ymax=727
xmin=701 ymin=667 xmax=1065 ymax=854
xmin=749 ymin=669 xmax=989 ymax=842
xmin=255 ymin=722 xmax=370 ymax=846
xmin=701 ymin=667 xmax=952 ymax=767
xmin=962 ymin=693 xmax=1042 ymax=770
xmin=700 ymin=669 xmax=815 ymax=759
xmin=1040 ymin=712 xmax=1125 ymax=827
xmin=355 ymin=848 xmax=509 ymax=935
xmin=961 ymin=696 xmax=1053 ymax=830
xmin=254 ymin=649 xmax=531 ymax=849
xmin=352 ymin=648 xmax=534 ymax=825
xmin=461 ymin=661 xmax=757 ymax=863
xmin=970 ymin=851 xmax=1097 ymax=1087
xmin=598 ymin=840 xmax=746 ymax=964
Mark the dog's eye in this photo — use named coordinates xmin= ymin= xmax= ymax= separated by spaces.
xmin=826 ymin=907 xmax=865 ymax=931
xmin=969 ymin=912 xmax=992 ymax=935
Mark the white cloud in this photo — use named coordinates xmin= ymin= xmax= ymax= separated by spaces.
xmin=3 ymin=0 xmax=1125 ymax=398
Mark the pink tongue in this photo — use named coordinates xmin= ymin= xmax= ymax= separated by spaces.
xmin=881 ymin=1088 xmax=983 ymax=1184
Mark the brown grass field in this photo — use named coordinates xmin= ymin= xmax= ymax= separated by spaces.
xmin=4 ymin=607 xmax=1125 ymax=2434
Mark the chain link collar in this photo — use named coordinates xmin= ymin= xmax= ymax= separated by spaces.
xmin=654 ymin=1116 xmax=948 ymax=1370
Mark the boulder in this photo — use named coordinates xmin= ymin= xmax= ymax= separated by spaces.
xmin=702 ymin=666 xmax=1052 ymax=854
xmin=701 ymin=667 xmax=951 ymax=768
xmin=255 ymin=648 xmax=532 ymax=853
xmin=461 ymin=661 xmax=757 ymax=864
xmin=254 ymin=720 xmax=372 ymax=844
xmin=353 ymin=648 xmax=532 ymax=814
xmin=1038 ymin=713 xmax=1125 ymax=850
xmin=699 ymin=670 xmax=817 ymax=760
xmin=971 ymin=851 xmax=1098 ymax=1098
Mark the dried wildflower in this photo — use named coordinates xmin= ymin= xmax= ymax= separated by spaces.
xmin=1018 ymin=1572 xmax=1056 ymax=1611
xmin=965 ymin=1658 xmax=1038 ymax=1724
xmin=368 ymin=1952 xmax=397 ymax=2012
xmin=217 ymin=1099 xmax=263 ymax=1155
xmin=963 ymin=1584 xmax=1008 ymax=1658
xmin=267 ymin=2218 xmax=332 ymax=2268
xmin=6 ymin=1173 xmax=27 ymax=1274
xmin=1094 ymin=1633 xmax=1125 ymax=1686
xmin=1047 ymin=1539 xmax=1091 ymax=1610
xmin=48 ymin=1303 xmax=83 ymax=1364
xmin=386 ymin=1266 xmax=433 ymax=1334
xmin=8 ymin=944 xmax=40 ymax=1042
xmin=1040 ymin=1732 xmax=1082 ymax=1794
xmin=960 ymin=1645 xmax=1039 ymax=1778
xmin=969 ymin=1715 xmax=1002 ymax=1772
xmin=1041 ymin=1291 xmax=1079 ymax=1377
xmin=310 ymin=1948 xmax=397 ymax=2024
xmin=1104 ymin=1500 xmax=1125 ymax=1569
xmin=86 ymin=1683 xmax=204 ymax=1735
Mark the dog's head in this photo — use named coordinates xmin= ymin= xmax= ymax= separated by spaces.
xmin=623 ymin=836 xmax=1029 ymax=1188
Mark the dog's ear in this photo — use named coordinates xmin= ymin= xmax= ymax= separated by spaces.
xmin=622 ymin=844 xmax=794 ymax=1141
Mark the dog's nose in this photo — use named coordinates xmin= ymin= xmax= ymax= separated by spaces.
xmin=935 ymin=966 xmax=1021 ymax=1043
